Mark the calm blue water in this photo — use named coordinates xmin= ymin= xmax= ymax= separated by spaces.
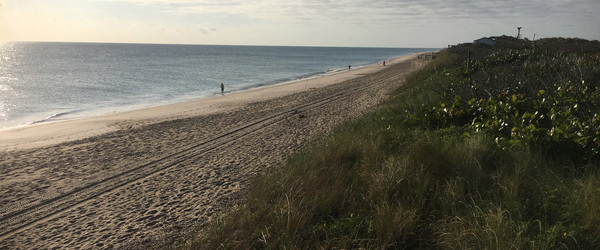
xmin=0 ymin=42 xmax=433 ymax=129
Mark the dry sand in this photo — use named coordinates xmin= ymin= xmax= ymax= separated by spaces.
xmin=0 ymin=52 xmax=432 ymax=249
xmin=0 ymin=54 xmax=422 ymax=151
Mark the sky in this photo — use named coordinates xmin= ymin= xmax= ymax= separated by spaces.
xmin=1 ymin=0 xmax=599 ymax=48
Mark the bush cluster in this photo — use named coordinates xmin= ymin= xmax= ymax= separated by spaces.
xmin=410 ymin=39 xmax=600 ymax=161
xmin=186 ymin=37 xmax=600 ymax=249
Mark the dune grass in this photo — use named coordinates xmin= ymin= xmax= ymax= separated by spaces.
xmin=186 ymin=36 xmax=600 ymax=249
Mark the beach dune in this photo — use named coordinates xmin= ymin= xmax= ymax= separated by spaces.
xmin=0 ymin=52 xmax=431 ymax=248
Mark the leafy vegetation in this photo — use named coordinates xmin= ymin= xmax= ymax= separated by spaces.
xmin=412 ymin=39 xmax=600 ymax=162
xmin=187 ymin=37 xmax=600 ymax=249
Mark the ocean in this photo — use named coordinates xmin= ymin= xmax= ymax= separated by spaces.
xmin=0 ymin=42 xmax=433 ymax=130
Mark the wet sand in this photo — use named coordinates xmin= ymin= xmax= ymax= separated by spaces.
xmin=0 ymin=52 xmax=432 ymax=248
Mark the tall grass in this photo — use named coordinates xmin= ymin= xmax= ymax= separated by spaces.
xmin=187 ymin=37 xmax=600 ymax=249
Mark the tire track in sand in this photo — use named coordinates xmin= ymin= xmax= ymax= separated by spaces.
xmin=0 ymin=74 xmax=388 ymax=240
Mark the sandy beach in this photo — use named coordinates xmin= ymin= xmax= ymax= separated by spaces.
xmin=0 ymin=52 xmax=431 ymax=248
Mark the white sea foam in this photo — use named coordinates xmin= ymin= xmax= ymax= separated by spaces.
xmin=0 ymin=42 xmax=436 ymax=130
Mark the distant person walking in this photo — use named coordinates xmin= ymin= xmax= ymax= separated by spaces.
xmin=348 ymin=65 xmax=351 ymax=71
xmin=383 ymin=61 xmax=386 ymax=66
xmin=220 ymin=82 xmax=224 ymax=94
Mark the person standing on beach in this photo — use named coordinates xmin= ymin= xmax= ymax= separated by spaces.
xmin=348 ymin=65 xmax=351 ymax=71
xmin=221 ymin=83 xmax=224 ymax=94
xmin=383 ymin=61 xmax=386 ymax=66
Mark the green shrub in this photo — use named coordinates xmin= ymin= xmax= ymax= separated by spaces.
xmin=188 ymin=37 xmax=600 ymax=249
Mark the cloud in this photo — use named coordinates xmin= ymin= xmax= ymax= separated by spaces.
xmin=103 ymin=0 xmax=598 ymax=26
xmin=197 ymin=27 xmax=217 ymax=34
xmin=99 ymin=0 xmax=600 ymax=45
xmin=7 ymin=0 xmax=598 ymax=46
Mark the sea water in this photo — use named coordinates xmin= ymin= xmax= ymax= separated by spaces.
xmin=0 ymin=42 xmax=434 ymax=130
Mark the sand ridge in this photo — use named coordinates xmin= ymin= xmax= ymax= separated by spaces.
xmin=0 ymin=52 xmax=433 ymax=248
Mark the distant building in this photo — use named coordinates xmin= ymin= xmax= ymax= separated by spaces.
xmin=474 ymin=37 xmax=496 ymax=46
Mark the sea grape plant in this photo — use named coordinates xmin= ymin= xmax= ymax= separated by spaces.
xmin=404 ymin=39 xmax=600 ymax=161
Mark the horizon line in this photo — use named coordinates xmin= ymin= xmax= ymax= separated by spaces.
xmin=0 ymin=40 xmax=441 ymax=49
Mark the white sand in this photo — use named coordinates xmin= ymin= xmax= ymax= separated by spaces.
xmin=0 ymin=52 xmax=434 ymax=248
xmin=0 ymin=53 xmax=426 ymax=151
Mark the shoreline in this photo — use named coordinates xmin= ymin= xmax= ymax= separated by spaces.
xmin=0 ymin=52 xmax=431 ymax=248
xmin=0 ymin=56 xmax=384 ymax=131
xmin=0 ymin=52 xmax=433 ymax=151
